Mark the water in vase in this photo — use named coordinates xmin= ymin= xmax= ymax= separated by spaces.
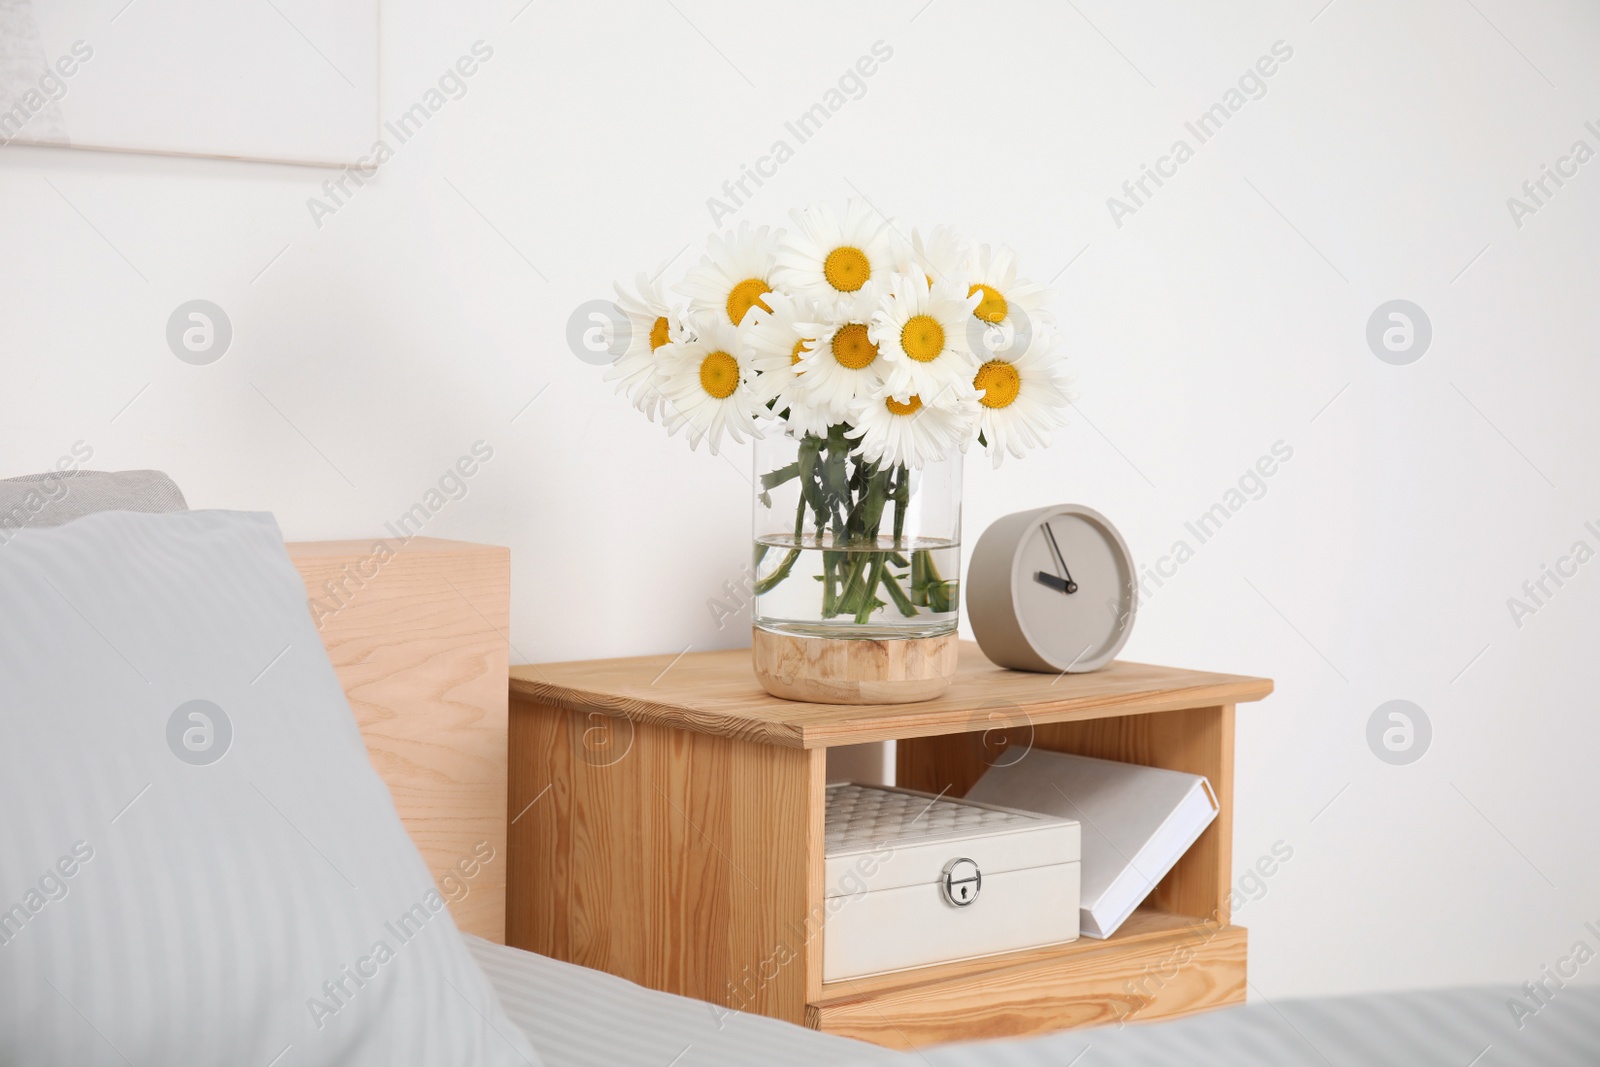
xmin=751 ymin=533 xmax=960 ymax=640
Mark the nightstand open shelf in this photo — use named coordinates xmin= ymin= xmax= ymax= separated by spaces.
xmin=507 ymin=644 xmax=1272 ymax=1049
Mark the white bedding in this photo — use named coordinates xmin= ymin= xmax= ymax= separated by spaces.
xmin=466 ymin=936 xmax=870 ymax=1065
xmin=468 ymin=935 xmax=1600 ymax=1066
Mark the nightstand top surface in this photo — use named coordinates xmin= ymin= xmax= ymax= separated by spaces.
xmin=510 ymin=642 xmax=1272 ymax=749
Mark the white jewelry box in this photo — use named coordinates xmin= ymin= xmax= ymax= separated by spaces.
xmin=823 ymin=782 xmax=1081 ymax=982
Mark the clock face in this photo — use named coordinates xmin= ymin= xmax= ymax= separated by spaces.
xmin=1013 ymin=510 xmax=1135 ymax=672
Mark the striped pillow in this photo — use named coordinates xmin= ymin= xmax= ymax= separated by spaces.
xmin=0 ymin=510 xmax=540 ymax=1066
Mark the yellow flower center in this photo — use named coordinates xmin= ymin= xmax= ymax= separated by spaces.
xmin=823 ymin=246 xmax=871 ymax=292
xmin=886 ymin=395 xmax=923 ymax=416
xmin=830 ymin=324 xmax=878 ymax=370
xmin=974 ymin=360 xmax=1021 ymax=408
xmin=790 ymin=338 xmax=810 ymax=366
xmin=970 ymin=283 xmax=1008 ymax=324
xmin=900 ymin=315 xmax=946 ymax=362
xmin=649 ymin=316 xmax=671 ymax=351
xmin=726 ymin=278 xmax=772 ymax=325
xmin=699 ymin=351 xmax=740 ymax=399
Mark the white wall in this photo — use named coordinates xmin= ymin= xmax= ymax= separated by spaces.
xmin=4 ymin=0 xmax=1599 ymax=1005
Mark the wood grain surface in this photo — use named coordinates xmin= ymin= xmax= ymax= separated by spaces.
xmin=510 ymin=643 xmax=1271 ymax=749
xmin=506 ymin=643 xmax=1270 ymax=1047
xmin=751 ymin=627 xmax=959 ymax=704
xmin=507 ymin=694 xmax=828 ymax=1024
xmin=289 ymin=537 xmax=510 ymax=944
xmin=808 ymin=922 xmax=1247 ymax=1047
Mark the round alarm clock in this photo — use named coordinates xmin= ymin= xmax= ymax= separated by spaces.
xmin=967 ymin=504 xmax=1137 ymax=673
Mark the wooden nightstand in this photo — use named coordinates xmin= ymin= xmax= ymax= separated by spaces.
xmin=506 ymin=644 xmax=1272 ymax=1049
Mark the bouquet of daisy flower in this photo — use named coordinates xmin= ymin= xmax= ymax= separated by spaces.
xmin=601 ymin=200 xmax=1071 ymax=636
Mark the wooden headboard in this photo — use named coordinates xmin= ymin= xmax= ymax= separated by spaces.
xmin=287 ymin=537 xmax=510 ymax=944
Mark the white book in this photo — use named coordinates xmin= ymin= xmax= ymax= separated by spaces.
xmin=965 ymin=751 xmax=1218 ymax=939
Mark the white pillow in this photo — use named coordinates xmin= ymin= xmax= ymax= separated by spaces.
xmin=0 ymin=510 xmax=540 ymax=1067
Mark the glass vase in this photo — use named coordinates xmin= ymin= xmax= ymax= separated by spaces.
xmin=750 ymin=429 xmax=962 ymax=703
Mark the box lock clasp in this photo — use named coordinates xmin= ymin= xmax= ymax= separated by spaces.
xmin=941 ymin=857 xmax=982 ymax=907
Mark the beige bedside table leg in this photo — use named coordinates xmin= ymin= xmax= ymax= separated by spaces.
xmin=508 ymin=695 xmax=827 ymax=1026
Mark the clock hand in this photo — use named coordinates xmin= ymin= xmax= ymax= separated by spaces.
xmin=1038 ymin=522 xmax=1078 ymax=594
xmin=1034 ymin=571 xmax=1073 ymax=593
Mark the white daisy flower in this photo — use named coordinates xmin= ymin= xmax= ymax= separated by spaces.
xmin=744 ymin=292 xmax=840 ymax=437
xmin=774 ymin=200 xmax=908 ymax=316
xmin=792 ymin=288 xmax=889 ymax=424
xmin=911 ymin=225 xmax=969 ymax=289
xmin=745 ymin=290 xmax=819 ymax=404
xmin=676 ymin=222 xmax=782 ymax=329
xmin=972 ymin=327 xmax=1073 ymax=467
xmin=658 ymin=320 xmax=763 ymax=455
xmin=870 ymin=272 xmax=981 ymax=404
xmin=778 ymin=389 xmax=838 ymax=439
xmin=846 ymin=386 xmax=978 ymax=471
xmin=964 ymin=243 xmax=1055 ymax=363
xmin=603 ymin=271 xmax=691 ymax=421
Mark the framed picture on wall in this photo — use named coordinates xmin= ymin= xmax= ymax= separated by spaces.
xmin=0 ymin=0 xmax=377 ymax=166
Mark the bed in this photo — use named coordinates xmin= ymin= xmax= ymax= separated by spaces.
xmin=4 ymin=510 xmax=1594 ymax=1065
xmin=468 ymin=932 xmax=1600 ymax=1066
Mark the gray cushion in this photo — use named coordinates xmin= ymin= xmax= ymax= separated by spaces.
xmin=0 ymin=470 xmax=187 ymax=529
xmin=0 ymin=510 xmax=541 ymax=1065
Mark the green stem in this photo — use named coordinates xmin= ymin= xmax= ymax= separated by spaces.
xmin=754 ymin=549 xmax=801 ymax=595
xmin=891 ymin=465 xmax=909 ymax=544
xmin=759 ymin=462 xmax=799 ymax=492
xmin=922 ymin=549 xmax=958 ymax=613
xmin=754 ymin=434 xmax=827 ymax=599
xmin=767 ymin=434 xmax=934 ymax=628
xmin=822 ymin=550 xmax=841 ymax=616
xmin=824 ymin=427 xmax=851 ymax=540
xmin=838 ymin=553 xmax=871 ymax=615
xmin=851 ymin=467 xmax=891 ymax=542
xmin=881 ymin=571 xmax=918 ymax=617
xmin=854 ymin=553 xmax=888 ymax=624
xmin=797 ymin=434 xmax=827 ymax=541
